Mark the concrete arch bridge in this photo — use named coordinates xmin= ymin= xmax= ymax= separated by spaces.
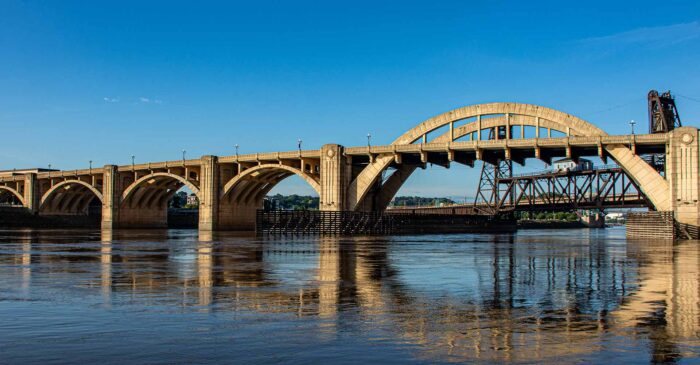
xmin=1 ymin=102 xmax=697 ymax=231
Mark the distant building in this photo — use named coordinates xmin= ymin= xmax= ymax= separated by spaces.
xmin=187 ymin=193 xmax=199 ymax=205
xmin=605 ymin=212 xmax=625 ymax=220
xmin=186 ymin=193 xmax=198 ymax=206
xmin=552 ymin=158 xmax=593 ymax=172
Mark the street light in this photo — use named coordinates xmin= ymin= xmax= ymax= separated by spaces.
xmin=629 ymin=120 xmax=636 ymax=135
xmin=235 ymin=144 xmax=239 ymax=157
xmin=48 ymin=164 xmax=51 ymax=170
xmin=298 ymin=139 xmax=302 ymax=152
xmin=89 ymin=160 xmax=93 ymax=170
xmin=367 ymin=133 xmax=372 ymax=147
xmin=182 ymin=149 xmax=186 ymax=162
xmin=131 ymin=155 xmax=135 ymax=167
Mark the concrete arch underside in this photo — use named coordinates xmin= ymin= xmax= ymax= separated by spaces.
xmin=348 ymin=102 xmax=670 ymax=212
xmin=0 ymin=186 xmax=25 ymax=206
xmin=117 ymin=172 xmax=202 ymax=228
xmin=40 ymin=180 xmax=104 ymax=215
xmin=219 ymin=164 xmax=321 ymax=230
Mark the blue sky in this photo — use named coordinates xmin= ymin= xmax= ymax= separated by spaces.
xmin=1 ymin=1 xmax=699 ymax=197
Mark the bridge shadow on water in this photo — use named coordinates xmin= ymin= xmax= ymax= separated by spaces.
xmin=0 ymin=228 xmax=697 ymax=363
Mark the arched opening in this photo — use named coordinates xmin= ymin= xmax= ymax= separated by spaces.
xmin=219 ymin=164 xmax=320 ymax=230
xmin=167 ymin=188 xmax=200 ymax=228
xmin=265 ymin=174 xmax=320 ymax=210
xmin=0 ymin=186 xmax=24 ymax=207
xmin=119 ymin=173 xmax=201 ymax=229
xmin=39 ymin=180 xmax=103 ymax=219
xmin=387 ymin=163 xmax=473 ymax=210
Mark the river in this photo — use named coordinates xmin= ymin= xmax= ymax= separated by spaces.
xmin=0 ymin=227 xmax=698 ymax=364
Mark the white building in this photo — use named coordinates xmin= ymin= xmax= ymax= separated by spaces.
xmin=186 ymin=193 xmax=198 ymax=206
xmin=605 ymin=212 xmax=625 ymax=220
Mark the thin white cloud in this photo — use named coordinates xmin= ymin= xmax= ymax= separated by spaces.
xmin=103 ymin=97 xmax=119 ymax=103
xmin=138 ymin=97 xmax=164 ymax=104
xmin=580 ymin=21 xmax=700 ymax=48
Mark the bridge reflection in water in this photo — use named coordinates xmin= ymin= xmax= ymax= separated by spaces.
xmin=0 ymin=229 xmax=698 ymax=363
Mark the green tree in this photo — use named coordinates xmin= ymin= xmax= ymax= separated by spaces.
xmin=169 ymin=191 xmax=188 ymax=208
xmin=266 ymin=194 xmax=319 ymax=210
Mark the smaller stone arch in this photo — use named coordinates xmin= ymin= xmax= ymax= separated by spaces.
xmin=116 ymin=172 xmax=202 ymax=228
xmin=39 ymin=180 xmax=104 ymax=214
xmin=121 ymin=172 xmax=201 ymax=207
xmin=0 ymin=186 xmax=25 ymax=206
xmin=217 ymin=164 xmax=321 ymax=230
xmin=222 ymin=164 xmax=321 ymax=203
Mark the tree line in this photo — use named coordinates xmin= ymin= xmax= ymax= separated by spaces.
xmin=390 ymin=196 xmax=456 ymax=207
xmin=516 ymin=211 xmax=579 ymax=221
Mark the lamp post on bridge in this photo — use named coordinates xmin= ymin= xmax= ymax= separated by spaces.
xmin=182 ymin=149 xmax=186 ymax=163
xmin=629 ymin=120 xmax=636 ymax=135
xmin=235 ymin=144 xmax=239 ymax=158
xmin=131 ymin=155 xmax=135 ymax=169
xmin=367 ymin=133 xmax=372 ymax=147
xmin=89 ymin=160 xmax=93 ymax=172
xmin=298 ymin=139 xmax=302 ymax=152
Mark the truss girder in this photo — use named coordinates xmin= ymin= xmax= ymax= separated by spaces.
xmin=494 ymin=168 xmax=649 ymax=212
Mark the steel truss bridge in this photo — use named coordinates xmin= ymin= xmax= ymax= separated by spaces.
xmin=482 ymin=165 xmax=649 ymax=212
xmin=388 ymin=165 xmax=650 ymax=215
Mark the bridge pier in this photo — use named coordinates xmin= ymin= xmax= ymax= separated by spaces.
xmin=198 ymin=155 xmax=219 ymax=231
xmin=319 ymin=144 xmax=350 ymax=212
xmin=23 ymin=173 xmax=39 ymax=214
xmin=101 ymin=165 xmax=119 ymax=230
xmin=668 ymin=127 xmax=700 ymax=228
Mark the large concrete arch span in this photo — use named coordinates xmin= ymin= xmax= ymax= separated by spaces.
xmin=121 ymin=172 xmax=202 ymax=206
xmin=346 ymin=103 xmax=670 ymax=212
xmin=218 ymin=164 xmax=321 ymax=230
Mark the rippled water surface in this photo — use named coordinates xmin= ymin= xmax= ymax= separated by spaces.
xmin=0 ymin=227 xmax=699 ymax=364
